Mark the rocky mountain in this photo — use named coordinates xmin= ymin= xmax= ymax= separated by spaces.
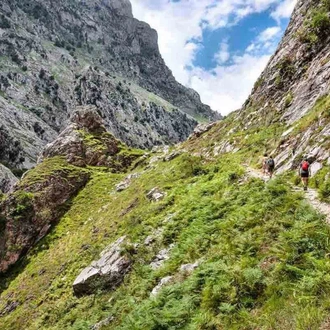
xmin=234 ymin=0 xmax=330 ymax=171
xmin=0 ymin=164 xmax=17 ymax=194
xmin=0 ymin=0 xmax=219 ymax=169
xmin=2 ymin=0 xmax=330 ymax=329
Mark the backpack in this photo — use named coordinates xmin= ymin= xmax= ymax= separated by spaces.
xmin=301 ymin=161 xmax=309 ymax=171
xmin=267 ymin=158 xmax=275 ymax=168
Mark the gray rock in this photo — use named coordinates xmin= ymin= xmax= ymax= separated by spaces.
xmin=151 ymin=260 xmax=200 ymax=296
xmin=189 ymin=122 xmax=217 ymax=139
xmin=311 ymin=162 xmax=323 ymax=177
xmin=0 ymin=300 xmax=19 ymax=316
xmin=0 ymin=164 xmax=18 ymax=193
xmin=164 ymin=151 xmax=182 ymax=162
xmin=73 ymin=236 xmax=132 ymax=296
xmin=150 ymin=244 xmax=174 ymax=270
xmin=115 ymin=173 xmax=141 ymax=192
xmin=146 ymin=187 xmax=166 ymax=202
xmin=39 ymin=106 xmax=142 ymax=171
xmin=144 ymin=228 xmax=163 ymax=246
xmin=151 ymin=276 xmax=174 ymax=296
xmin=180 ymin=261 xmax=200 ymax=274
xmin=90 ymin=316 xmax=114 ymax=330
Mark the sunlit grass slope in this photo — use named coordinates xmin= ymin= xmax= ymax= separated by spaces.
xmin=1 ymin=148 xmax=330 ymax=329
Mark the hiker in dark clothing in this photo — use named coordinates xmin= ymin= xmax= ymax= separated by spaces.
xmin=266 ymin=156 xmax=275 ymax=179
xmin=262 ymin=154 xmax=268 ymax=175
xmin=299 ymin=157 xmax=311 ymax=191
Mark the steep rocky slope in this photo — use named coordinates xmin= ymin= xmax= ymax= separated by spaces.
xmin=187 ymin=0 xmax=330 ymax=177
xmin=0 ymin=0 xmax=219 ymax=169
xmin=234 ymin=0 xmax=330 ymax=171
xmin=246 ymin=0 xmax=330 ymax=123
xmin=2 ymin=1 xmax=330 ymax=329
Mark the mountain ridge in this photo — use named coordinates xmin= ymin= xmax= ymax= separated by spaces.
xmin=3 ymin=0 xmax=330 ymax=329
xmin=0 ymin=0 xmax=220 ymax=170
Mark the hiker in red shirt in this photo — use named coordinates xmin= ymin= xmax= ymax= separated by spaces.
xmin=299 ymin=157 xmax=311 ymax=191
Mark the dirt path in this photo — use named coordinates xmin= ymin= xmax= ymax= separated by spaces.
xmin=246 ymin=167 xmax=330 ymax=224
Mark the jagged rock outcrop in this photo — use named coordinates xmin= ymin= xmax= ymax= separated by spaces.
xmin=0 ymin=161 xmax=90 ymax=273
xmin=243 ymin=0 xmax=330 ymax=123
xmin=0 ymin=164 xmax=17 ymax=193
xmin=0 ymin=0 xmax=220 ymax=169
xmin=215 ymin=0 xmax=330 ymax=173
xmin=73 ymin=236 xmax=132 ymax=296
xmin=0 ymin=106 xmax=146 ymax=273
xmin=39 ymin=106 xmax=144 ymax=171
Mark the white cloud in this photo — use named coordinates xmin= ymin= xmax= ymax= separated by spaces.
xmin=131 ymin=0 xmax=297 ymax=115
xmin=189 ymin=54 xmax=271 ymax=114
xmin=214 ymin=41 xmax=230 ymax=64
xmin=271 ymin=0 xmax=298 ymax=21
xmin=258 ymin=26 xmax=282 ymax=42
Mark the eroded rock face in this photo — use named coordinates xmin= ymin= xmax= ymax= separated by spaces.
xmin=0 ymin=164 xmax=18 ymax=194
xmin=73 ymin=236 xmax=132 ymax=296
xmin=0 ymin=0 xmax=220 ymax=168
xmin=0 ymin=161 xmax=90 ymax=273
xmin=241 ymin=0 xmax=330 ymax=124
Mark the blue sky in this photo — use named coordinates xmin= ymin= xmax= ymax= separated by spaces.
xmin=131 ymin=0 xmax=297 ymax=115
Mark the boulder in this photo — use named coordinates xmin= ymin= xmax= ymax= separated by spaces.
xmin=189 ymin=122 xmax=217 ymax=139
xmin=311 ymin=162 xmax=323 ymax=177
xmin=164 ymin=151 xmax=182 ymax=162
xmin=144 ymin=229 xmax=163 ymax=246
xmin=0 ymin=164 xmax=18 ymax=193
xmin=146 ymin=187 xmax=166 ymax=202
xmin=0 ymin=300 xmax=19 ymax=316
xmin=73 ymin=237 xmax=132 ymax=296
xmin=115 ymin=173 xmax=141 ymax=192
xmin=151 ymin=276 xmax=174 ymax=296
xmin=180 ymin=261 xmax=200 ymax=274
xmin=151 ymin=260 xmax=200 ymax=296
xmin=150 ymin=244 xmax=174 ymax=270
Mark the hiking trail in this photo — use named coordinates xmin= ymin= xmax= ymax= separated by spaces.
xmin=246 ymin=167 xmax=330 ymax=224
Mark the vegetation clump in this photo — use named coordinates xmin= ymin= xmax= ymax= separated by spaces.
xmin=274 ymin=57 xmax=295 ymax=89
xmin=298 ymin=2 xmax=330 ymax=47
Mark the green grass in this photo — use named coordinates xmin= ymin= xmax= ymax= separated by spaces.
xmin=293 ymin=95 xmax=330 ymax=135
xmin=298 ymin=2 xmax=330 ymax=47
xmin=1 ymin=151 xmax=330 ymax=329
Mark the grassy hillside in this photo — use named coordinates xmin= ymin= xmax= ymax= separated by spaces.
xmin=1 ymin=106 xmax=330 ymax=329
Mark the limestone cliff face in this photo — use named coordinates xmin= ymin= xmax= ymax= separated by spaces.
xmin=0 ymin=164 xmax=17 ymax=194
xmin=0 ymin=0 xmax=219 ymax=169
xmin=242 ymin=0 xmax=330 ymax=123
xmin=233 ymin=0 xmax=330 ymax=172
